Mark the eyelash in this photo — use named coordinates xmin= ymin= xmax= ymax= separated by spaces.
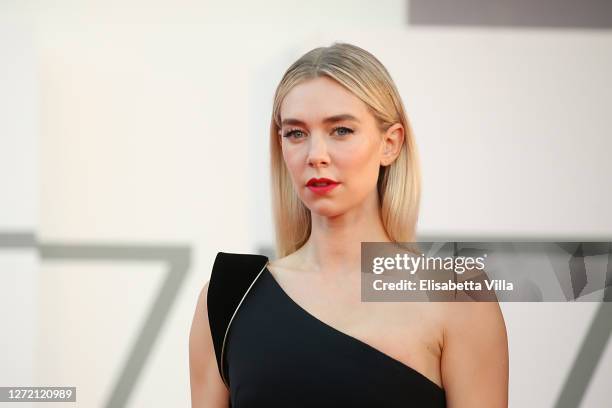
xmin=282 ymin=126 xmax=354 ymax=139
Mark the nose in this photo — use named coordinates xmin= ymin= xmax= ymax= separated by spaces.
xmin=307 ymin=133 xmax=329 ymax=168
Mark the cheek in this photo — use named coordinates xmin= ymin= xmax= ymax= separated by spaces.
xmin=281 ymin=146 xmax=305 ymax=181
xmin=336 ymin=143 xmax=380 ymax=181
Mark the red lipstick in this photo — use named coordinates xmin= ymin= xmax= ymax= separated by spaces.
xmin=306 ymin=177 xmax=340 ymax=195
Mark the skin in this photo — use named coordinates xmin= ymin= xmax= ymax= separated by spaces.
xmin=189 ymin=75 xmax=509 ymax=407
xmin=189 ymin=281 xmax=229 ymax=407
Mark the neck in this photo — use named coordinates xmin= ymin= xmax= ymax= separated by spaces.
xmin=296 ymin=192 xmax=391 ymax=278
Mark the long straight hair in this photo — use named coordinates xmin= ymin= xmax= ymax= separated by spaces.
xmin=270 ymin=42 xmax=421 ymax=258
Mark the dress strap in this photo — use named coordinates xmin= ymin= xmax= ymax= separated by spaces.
xmin=207 ymin=251 xmax=269 ymax=387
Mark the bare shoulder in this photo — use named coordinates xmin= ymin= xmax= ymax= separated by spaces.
xmin=438 ymin=299 xmax=509 ymax=407
xmin=440 ymin=300 xmax=507 ymax=340
xmin=188 ymin=280 xmax=229 ymax=408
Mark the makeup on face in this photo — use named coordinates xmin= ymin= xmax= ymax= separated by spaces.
xmin=306 ymin=177 xmax=341 ymax=195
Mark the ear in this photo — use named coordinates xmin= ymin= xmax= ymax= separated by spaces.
xmin=380 ymin=123 xmax=404 ymax=166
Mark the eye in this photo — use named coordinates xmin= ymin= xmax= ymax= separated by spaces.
xmin=282 ymin=128 xmax=306 ymax=139
xmin=333 ymin=126 xmax=354 ymax=137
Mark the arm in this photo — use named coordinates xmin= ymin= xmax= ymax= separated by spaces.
xmin=189 ymin=281 xmax=230 ymax=408
xmin=441 ymin=301 xmax=509 ymax=407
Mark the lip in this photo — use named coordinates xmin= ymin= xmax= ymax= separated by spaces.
xmin=306 ymin=177 xmax=340 ymax=195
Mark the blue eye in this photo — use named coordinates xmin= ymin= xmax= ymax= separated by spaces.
xmin=334 ymin=126 xmax=354 ymax=136
xmin=282 ymin=126 xmax=354 ymax=139
xmin=283 ymin=129 xmax=305 ymax=139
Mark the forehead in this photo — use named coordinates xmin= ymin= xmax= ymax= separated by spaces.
xmin=280 ymin=76 xmax=370 ymax=123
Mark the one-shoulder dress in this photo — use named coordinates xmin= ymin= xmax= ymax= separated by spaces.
xmin=207 ymin=252 xmax=447 ymax=407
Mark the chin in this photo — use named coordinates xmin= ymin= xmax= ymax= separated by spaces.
xmin=306 ymin=202 xmax=345 ymax=218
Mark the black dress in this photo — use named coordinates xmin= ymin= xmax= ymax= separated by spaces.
xmin=207 ymin=252 xmax=447 ymax=407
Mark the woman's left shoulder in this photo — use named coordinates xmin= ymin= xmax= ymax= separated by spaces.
xmin=438 ymin=299 xmax=508 ymax=349
xmin=436 ymin=297 xmax=509 ymax=405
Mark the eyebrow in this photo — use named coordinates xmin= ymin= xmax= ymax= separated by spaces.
xmin=281 ymin=114 xmax=360 ymax=127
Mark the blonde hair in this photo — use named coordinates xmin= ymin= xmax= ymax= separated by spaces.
xmin=270 ymin=42 xmax=421 ymax=258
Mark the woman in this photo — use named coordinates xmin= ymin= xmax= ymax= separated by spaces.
xmin=190 ymin=42 xmax=509 ymax=407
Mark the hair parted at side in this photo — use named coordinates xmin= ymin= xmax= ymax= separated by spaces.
xmin=270 ymin=42 xmax=421 ymax=258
